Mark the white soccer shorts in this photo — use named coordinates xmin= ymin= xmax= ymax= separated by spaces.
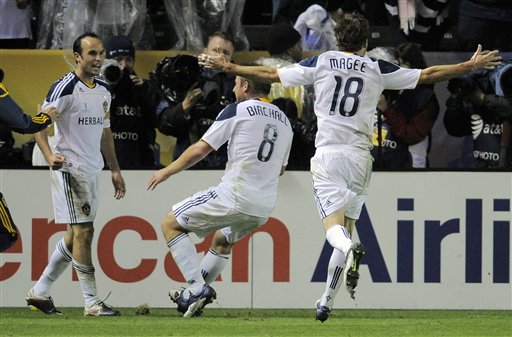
xmin=50 ymin=170 xmax=100 ymax=224
xmin=311 ymin=147 xmax=373 ymax=220
xmin=172 ymin=187 xmax=268 ymax=244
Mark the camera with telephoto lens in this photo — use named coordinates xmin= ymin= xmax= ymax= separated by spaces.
xmin=149 ymin=55 xmax=230 ymax=117
xmin=101 ymin=59 xmax=130 ymax=86
xmin=149 ymin=54 xmax=200 ymax=102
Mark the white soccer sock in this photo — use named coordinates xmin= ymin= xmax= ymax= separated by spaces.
xmin=32 ymin=238 xmax=72 ymax=297
xmin=200 ymin=248 xmax=230 ymax=284
xmin=320 ymin=248 xmax=345 ymax=308
xmin=72 ymin=259 xmax=99 ymax=308
xmin=326 ymin=225 xmax=353 ymax=256
xmin=167 ymin=233 xmax=204 ymax=298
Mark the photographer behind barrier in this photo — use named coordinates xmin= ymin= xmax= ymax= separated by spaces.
xmin=153 ymin=31 xmax=236 ymax=170
xmin=104 ymin=35 xmax=160 ymax=169
xmin=443 ymin=60 xmax=512 ymax=168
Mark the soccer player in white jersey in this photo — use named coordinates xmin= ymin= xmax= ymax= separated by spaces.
xmin=26 ymin=32 xmax=126 ymax=316
xmin=198 ymin=12 xmax=501 ymax=322
xmin=147 ymin=75 xmax=293 ymax=317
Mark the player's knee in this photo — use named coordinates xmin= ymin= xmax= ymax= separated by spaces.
xmin=211 ymin=231 xmax=232 ymax=254
xmin=160 ymin=213 xmax=184 ymax=238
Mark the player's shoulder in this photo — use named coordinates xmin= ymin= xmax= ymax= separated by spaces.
xmin=374 ymin=59 xmax=401 ymax=74
xmin=215 ymin=101 xmax=239 ymax=121
xmin=46 ymin=72 xmax=79 ymax=102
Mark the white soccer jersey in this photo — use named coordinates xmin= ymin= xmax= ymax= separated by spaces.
xmin=201 ymin=98 xmax=293 ymax=217
xmin=43 ymin=72 xmax=111 ymax=174
xmin=278 ymin=51 xmax=421 ymax=151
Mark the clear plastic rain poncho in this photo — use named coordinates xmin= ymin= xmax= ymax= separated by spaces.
xmin=36 ymin=0 xmax=154 ymax=51
xmin=162 ymin=0 xmax=249 ymax=51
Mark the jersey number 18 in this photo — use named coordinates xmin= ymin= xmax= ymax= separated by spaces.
xmin=329 ymin=76 xmax=364 ymax=117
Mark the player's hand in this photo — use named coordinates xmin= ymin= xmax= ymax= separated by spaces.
xmin=130 ymin=75 xmax=144 ymax=87
xmin=146 ymin=169 xmax=170 ymax=191
xmin=198 ymin=53 xmax=227 ymax=70
xmin=47 ymin=153 xmax=65 ymax=170
xmin=111 ymin=171 xmax=126 ymax=199
xmin=469 ymin=44 xmax=502 ymax=71
xmin=40 ymin=104 xmax=60 ymax=122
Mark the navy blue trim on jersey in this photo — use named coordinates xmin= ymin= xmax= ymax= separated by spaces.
xmin=215 ymin=102 xmax=238 ymax=121
xmin=378 ymin=59 xmax=400 ymax=74
xmin=46 ymin=73 xmax=78 ymax=103
xmin=299 ymin=55 xmax=319 ymax=68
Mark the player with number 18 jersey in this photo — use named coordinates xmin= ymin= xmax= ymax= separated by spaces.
xmin=278 ymin=51 xmax=421 ymax=151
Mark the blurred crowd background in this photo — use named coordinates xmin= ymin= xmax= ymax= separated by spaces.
xmin=0 ymin=0 xmax=511 ymax=170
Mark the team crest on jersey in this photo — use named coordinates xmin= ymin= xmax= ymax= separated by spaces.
xmin=103 ymin=99 xmax=109 ymax=114
xmin=81 ymin=203 xmax=91 ymax=216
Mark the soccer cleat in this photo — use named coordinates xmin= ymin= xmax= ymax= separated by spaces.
xmin=26 ymin=289 xmax=62 ymax=315
xmin=169 ymin=289 xmax=188 ymax=315
xmin=84 ymin=301 xmax=121 ymax=316
xmin=315 ymin=300 xmax=331 ymax=323
xmin=342 ymin=242 xmax=366 ymax=300
xmin=170 ymin=285 xmax=216 ymax=318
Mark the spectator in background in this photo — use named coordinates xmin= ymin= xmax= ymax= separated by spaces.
xmin=372 ymin=43 xmax=440 ymax=168
xmin=273 ymin=0 xmax=322 ymax=25
xmin=255 ymin=23 xmax=316 ymax=125
xmin=384 ymin=0 xmax=450 ymax=51
xmin=456 ymin=0 xmax=512 ymax=52
xmin=156 ymin=32 xmax=236 ymax=169
xmin=104 ymin=35 xmax=160 ymax=169
xmin=444 ymin=61 xmax=512 ymax=168
xmin=0 ymin=0 xmax=33 ymax=49
xmin=162 ymin=0 xmax=249 ymax=51
xmin=293 ymin=3 xmax=337 ymax=52
xmin=36 ymin=0 xmax=154 ymax=50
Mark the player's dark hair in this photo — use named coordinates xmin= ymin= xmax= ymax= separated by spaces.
xmin=332 ymin=12 xmax=369 ymax=52
xmin=243 ymin=76 xmax=272 ymax=96
xmin=73 ymin=32 xmax=102 ymax=56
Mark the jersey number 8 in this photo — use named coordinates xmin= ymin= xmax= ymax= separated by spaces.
xmin=257 ymin=124 xmax=278 ymax=162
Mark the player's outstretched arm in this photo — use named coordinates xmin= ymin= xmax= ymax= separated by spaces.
xmin=146 ymin=140 xmax=214 ymax=191
xmin=198 ymin=54 xmax=281 ymax=84
xmin=418 ymin=44 xmax=502 ymax=85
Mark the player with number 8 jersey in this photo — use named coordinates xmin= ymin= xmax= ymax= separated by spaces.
xmin=147 ymin=76 xmax=293 ymax=317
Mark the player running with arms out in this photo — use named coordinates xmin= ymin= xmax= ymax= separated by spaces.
xmin=26 ymin=32 xmax=126 ymax=316
xmin=147 ymin=76 xmax=293 ymax=318
xmin=199 ymin=12 xmax=501 ymax=322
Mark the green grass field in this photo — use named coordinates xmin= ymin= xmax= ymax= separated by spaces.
xmin=0 ymin=307 xmax=510 ymax=337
